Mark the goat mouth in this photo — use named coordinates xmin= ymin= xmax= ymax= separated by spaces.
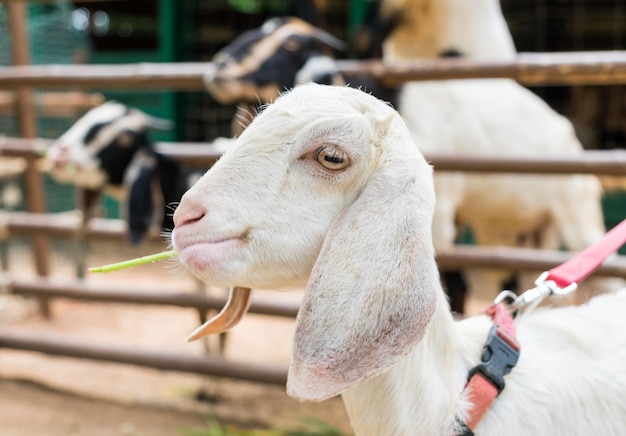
xmin=50 ymin=159 xmax=79 ymax=176
xmin=47 ymin=160 xmax=107 ymax=190
xmin=204 ymin=78 xmax=240 ymax=105
xmin=175 ymin=237 xmax=246 ymax=271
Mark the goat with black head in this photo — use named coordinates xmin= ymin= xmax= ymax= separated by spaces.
xmin=204 ymin=17 xmax=350 ymax=135
xmin=206 ymin=17 xmax=347 ymax=106
xmin=47 ymin=101 xmax=188 ymax=244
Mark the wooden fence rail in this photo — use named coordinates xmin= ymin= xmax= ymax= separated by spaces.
xmin=4 ymin=242 xmax=626 ymax=386
xmin=4 ymin=136 xmax=626 ymax=175
xmin=7 ymin=246 xmax=626 ymax=312
xmin=6 ymin=210 xmax=626 ymax=278
xmin=8 ymin=277 xmax=301 ymax=318
xmin=0 ymin=332 xmax=288 ymax=386
xmin=0 ymin=51 xmax=626 ymax=90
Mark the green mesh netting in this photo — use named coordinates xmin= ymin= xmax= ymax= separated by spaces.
xmin=0 ymin=1 xmax=90 ymax=66
xmin=0 ymin=1 xmax=92 ymax=137
xmin=0 ymin=2 xmax=94 ymax=215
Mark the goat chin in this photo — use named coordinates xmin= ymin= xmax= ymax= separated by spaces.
xmin=172 ymin=84 xmax=626 ymax=436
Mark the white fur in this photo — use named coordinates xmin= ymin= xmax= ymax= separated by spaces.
xmin=171 ymin=84 xmax=626 ymax=436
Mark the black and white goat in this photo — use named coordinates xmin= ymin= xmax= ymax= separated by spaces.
xmin=47 ymin=102 xmax=190 ymax=244
xmin=205 ymin=17 xmax=347 ymax=106
xmin=205 ymin=17 xmax=396 ymax=135
xmin=47 ymin=100 xmax=234 ymax=369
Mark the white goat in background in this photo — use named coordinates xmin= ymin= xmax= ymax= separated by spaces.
xmin=352 ymin=0 xmax=515 ymax=60
xmin=367 ymin=0 xmax=623 ymax=301
xmin=398 ymin=79 xmax=623 ymax=302
xmin=171 ymin=84 xmax=626 ymax=436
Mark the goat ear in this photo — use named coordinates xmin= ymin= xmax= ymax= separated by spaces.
xmin=288 ymin=115 xmax=439 ymax=401
xmin=141 ymin=113 xmax=174 ymax=131
xmin=125 ymin=155 xmax=157 ymax=244
xmin=154 ymin=154 xmax=183 ymax=234
xmin=310 ymin=27 xmax=348 ymax=52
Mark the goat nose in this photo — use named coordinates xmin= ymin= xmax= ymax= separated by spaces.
xmin=48 ymin=142 xmax=66 ymax=158
xmin=316 ymin=72 xmax=335 ymax=85
xmin=173 ymin=201 xmax=206 ymax=228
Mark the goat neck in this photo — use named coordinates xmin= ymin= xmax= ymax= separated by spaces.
xmin=342 ymin=290 xmax=489 ymax=436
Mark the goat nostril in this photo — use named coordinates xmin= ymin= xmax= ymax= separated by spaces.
xmin=173 ymin=206 xmax=206 ymax=228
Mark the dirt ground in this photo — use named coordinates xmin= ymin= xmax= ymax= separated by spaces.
xmin=0 ymin=240 xmax=353 ymax=436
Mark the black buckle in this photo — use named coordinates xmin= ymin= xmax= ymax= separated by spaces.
xmin=467 ymin=324 xmax=520 ymax=394
xmin=455 ymin=418 xmax=475 ymax=436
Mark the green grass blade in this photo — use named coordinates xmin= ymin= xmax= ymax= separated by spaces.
xmin=89 ymin=250 xmax=177 ymax=273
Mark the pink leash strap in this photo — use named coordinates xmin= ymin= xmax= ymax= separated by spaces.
xmin=546 ymin=219 xmax=626 ymax=288
xmin=460 ymin=219 xmax=626 ymax=434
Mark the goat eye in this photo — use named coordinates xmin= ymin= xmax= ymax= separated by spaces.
xmin=315 ymin=145 xmax=349 ymax=171
xmin=116 ymin=131 xmax=134 ymax=148
xmin=284 ymin=38 xmax=301 ymax=52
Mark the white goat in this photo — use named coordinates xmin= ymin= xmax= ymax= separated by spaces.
xmin=370 ymin=0 xmax=622 ymax=300
xmin=378 ymin=0 xmax=516 ymax=61
xmin=398 ymin=79 xmax=626 ymax=300
xmin=171 ymin=84 xmax=626 ymax=436
xmin=207 ymin=13 xmax=623 ymax=305
xmin=293 ymin=50 xmax=624 ymax=303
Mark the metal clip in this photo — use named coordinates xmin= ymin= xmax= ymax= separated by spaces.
xmin=493 ymin=272 xmax=578 ymax=315
xmin=494 ymin=290 xmax=517 ymax=306
xmin=493 ymin=290 xmax=519 ymax=316
xmin=496 ymin=271 xmax=578 ymax=313
xmin=534 ymin=271 xmax=578 ymax=297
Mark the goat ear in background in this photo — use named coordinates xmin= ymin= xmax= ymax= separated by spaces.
xmin=288 ymin=113 xmax=439 ymax=402
xmin=125 ymin=154 xmax=183 ymax=244
xmin=154 ymin=154 xmax=184 ymax=235
xmin=141 ymin=113 xmax=174 ymax=131
xmin=125 ymin=153 xmax=157 ymax=244
xmin=309 ymin=26 xmax=348 ymax=52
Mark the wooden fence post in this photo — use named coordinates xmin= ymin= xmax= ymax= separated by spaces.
xmin=7 ymin=1 xmax=51 ymax=317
